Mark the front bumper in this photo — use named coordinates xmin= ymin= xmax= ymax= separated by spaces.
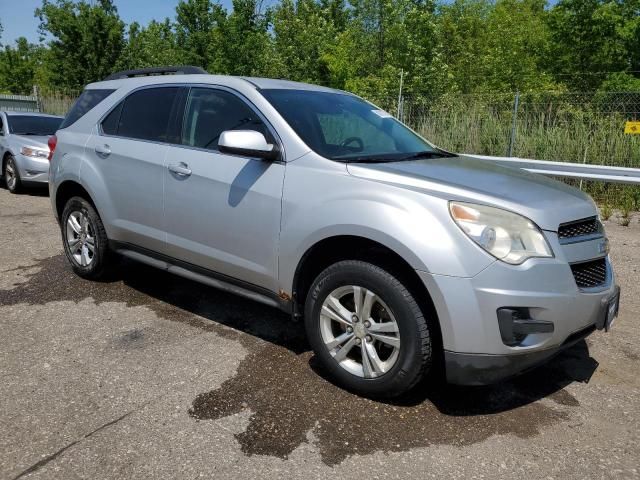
xmin=444 ymin=323 xmax=596 ymax=385
xmin=16 ymin=154 xmax=49 ymax=185
xmin=418 ymin=233 xmax=618 ymax=385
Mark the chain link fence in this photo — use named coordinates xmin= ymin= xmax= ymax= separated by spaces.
xmin=380 ymin=91 xmax=640 ymax=212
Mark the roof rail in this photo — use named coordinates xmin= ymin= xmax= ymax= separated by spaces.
xmin=103 ymin=65 xmax=208 ymax=81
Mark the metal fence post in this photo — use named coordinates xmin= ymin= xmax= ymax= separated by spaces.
xmin=33 ymin=85 xmax=41 ymax=113
xmin=396 ymin=69 xmax=404 ymax=121
xmin=507 ymin=90 xmax=520 ymax=157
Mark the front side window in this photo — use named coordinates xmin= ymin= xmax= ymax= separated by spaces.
xmin=181 ymin=88 xmax=270 ymax=151
xmin=7 ymin=115 xmax=62 ymax=135
xmin=261 ymin=89 xmax=446 ymax=162
xmin=105 ymin=87 xmax=179 ymax=142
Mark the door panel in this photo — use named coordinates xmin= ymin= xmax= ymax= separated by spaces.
xmin=163 ymin=148 xmax=284 ymax=290
xmin=86 ymin=133 xmax=168 ymax=252
xmin=163 ymin=87 xmax=285 ymax=291
xmin=86 ymin=86 xmax=180 ymax=252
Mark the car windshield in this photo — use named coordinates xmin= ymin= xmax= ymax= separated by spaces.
xmin=261 ymin=89 xmax=452 ymax=162
xmin=8 ymin=115 xmax=62 ymax=135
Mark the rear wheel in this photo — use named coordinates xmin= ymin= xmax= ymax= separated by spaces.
xmin=4 ymin=155 xmax=23 ymax=194
xmin=61 ymin=196 xmax=111 ymax=279
xmin=304 ymin=260 xmax=432 ymax=398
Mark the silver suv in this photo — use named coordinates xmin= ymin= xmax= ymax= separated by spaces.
xmin=1 ymin=111 xmax=63 ymax=193
xmin=49 ymin=66 xmax=620 ymax=397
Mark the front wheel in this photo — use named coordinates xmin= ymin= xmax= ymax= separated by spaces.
xmin=304 ymin=260 xmax=432 ymax=398
xmin=4 ymin=155 xmax=23 ymax=194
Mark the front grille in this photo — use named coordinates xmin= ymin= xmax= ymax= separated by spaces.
xmin=570 ymin=258 xmax=607 ymax=289
xmin=558 ymin=217 xmax=601 ymax=240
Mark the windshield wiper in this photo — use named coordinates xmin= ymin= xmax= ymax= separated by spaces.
xmin=396 ymin=150 xmax=456 ymax=161
xmin=13 ymin=132 xmax=48 ymax=136
xmin=345 ymin=150 xmax=457 ymax=164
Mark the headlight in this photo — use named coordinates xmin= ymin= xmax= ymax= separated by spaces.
xmin=20 ymin=146 xmax=49 ymax=159
xmin=450 ymin=201 xmax=553 ymax=265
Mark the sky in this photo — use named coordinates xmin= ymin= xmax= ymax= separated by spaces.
xmin=0 ymin=0 xmax=235 ymax=45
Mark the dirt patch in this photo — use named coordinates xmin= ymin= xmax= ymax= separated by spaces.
xmin=188 ymin=337 xmax=595 ymax=465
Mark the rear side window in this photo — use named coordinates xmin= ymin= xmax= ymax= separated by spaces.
xmin=112 ymin=87 xmax=179 ymax=142
xmin=59 ymin=89 xmax=115 ymax=129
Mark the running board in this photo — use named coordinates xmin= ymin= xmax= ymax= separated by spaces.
xmin=114 ymin=247 xmax=288 ymax=312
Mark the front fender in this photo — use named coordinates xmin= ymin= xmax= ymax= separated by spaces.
xmin=278 ymin=154 xmax=494 ymax=293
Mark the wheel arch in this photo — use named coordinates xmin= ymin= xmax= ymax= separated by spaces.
xmin=55 ymin=180 xmax=98 ymax=221
xmin=2 ymin=150 xmax=13 ymax=173
xmin=291 ymin=234 xmax=443 ymax=365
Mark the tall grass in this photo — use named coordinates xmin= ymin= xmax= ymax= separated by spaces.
xmin=38 ymin=87 xmax=79 ymax=116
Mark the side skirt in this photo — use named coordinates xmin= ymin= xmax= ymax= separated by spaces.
xmin=109 ymin=241 xmax=292 ymax=314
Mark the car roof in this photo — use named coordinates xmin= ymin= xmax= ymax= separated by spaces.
xmin=3 ymin=111 xmax=63 ymax=119
xmin=86 ymin=74 xmax=344 ymax=94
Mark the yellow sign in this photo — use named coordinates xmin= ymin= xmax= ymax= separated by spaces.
xmin=625 ymin=121 xmax=640 ymax=134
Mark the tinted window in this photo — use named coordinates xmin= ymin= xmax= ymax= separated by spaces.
xmin=261 ymin=89 xmax=439 ymax=162
xmin=181 ymin=88 xmax=270 ymax=151
xmin=117 ymin=87 xmax=178 ymax=142
xmin=59 ymin=89 xmax=114 ymax=129
xmin=101 ymin=102 xmax=123 ymax=135
xmin=7 ymin=115 xmax=63 ymax=135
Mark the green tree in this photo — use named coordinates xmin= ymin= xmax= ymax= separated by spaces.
xmin=0 ymin=37 xmax=42 ymax=95
xmin=598 ymin=72 xmax=640 ymax=92
xmin=175 ymin=0 xmax=226 ymax=69
xmin=481 ymin=0 xmax=556 ymax=92
xmin=437 ymin=0 xmax=491 ymax=94
xmin=324 ymin=0 xmax=444 ymax=101
xmin=215 ymin=0 xmax=273 ymax=76
xmin=438 ymin=0 xmax=556 ymax=94
xmin=547 ymin=0 xmax=640 ymax=90
xmin=36 ymin=0 xmax=125 ymax=90
xmin=271 ymin=0 xmax=341 ymax=84
xmin=118 ymin=19 xmax=183 ymax=70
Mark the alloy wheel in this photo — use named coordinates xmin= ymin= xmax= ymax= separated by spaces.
xmin=66 ymin=210 xmax=96 ymax=267
xmin=5 ymin=159 xmax=16 ymax=190
xmin=319 ymin=285 xmax=401 ymax=378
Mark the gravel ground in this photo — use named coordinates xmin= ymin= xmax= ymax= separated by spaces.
xmin=0 ymin=186 xmax=639 ymax=480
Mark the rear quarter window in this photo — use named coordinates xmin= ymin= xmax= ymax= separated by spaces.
xmin=59 ymin=89 xmax=115 ymax=129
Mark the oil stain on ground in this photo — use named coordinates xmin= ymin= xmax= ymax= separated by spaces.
xmin=0 ymin=255 xmax=597 ymax=466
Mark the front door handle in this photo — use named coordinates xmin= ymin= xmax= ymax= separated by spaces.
xmin=168 ymin=162 xmax=192 ymax=177
xmin=95 ymin=144 xmax=111 ymax=157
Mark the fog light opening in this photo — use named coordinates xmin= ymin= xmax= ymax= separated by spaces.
xmin=497 ymin=308 xmax=554 ymax=347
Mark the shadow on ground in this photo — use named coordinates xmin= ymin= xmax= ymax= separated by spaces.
xmin=0 ymin=254 xmax=599 ymax=465
xmin=0 ymin=182 xmax=49 ymax=196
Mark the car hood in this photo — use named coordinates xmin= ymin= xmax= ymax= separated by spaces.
xmin=346 ymin=155 xmax=597 ymax=231
xmin=11 ymin=134 xmax=51 ymax=150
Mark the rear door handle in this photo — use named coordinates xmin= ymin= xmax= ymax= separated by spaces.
xmin=168 ymin=162 xmax=192 ymax=177
xmin=94 ymin=144 xmax=111 ymax=157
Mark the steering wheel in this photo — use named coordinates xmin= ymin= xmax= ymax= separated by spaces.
xmin=340 ymin=136 xmax=364 ymax=152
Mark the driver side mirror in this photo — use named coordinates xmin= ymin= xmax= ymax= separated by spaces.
xmin=218 ymin=130 xmax=279 ymax=161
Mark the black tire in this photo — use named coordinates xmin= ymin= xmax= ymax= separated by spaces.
xmin=304 ymin=260 xmax=432 ymax=398
xmin=61 ymin=196 xmax=111 ymax=280
xmin=4 ymin=155 xmax=23 ymax=194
